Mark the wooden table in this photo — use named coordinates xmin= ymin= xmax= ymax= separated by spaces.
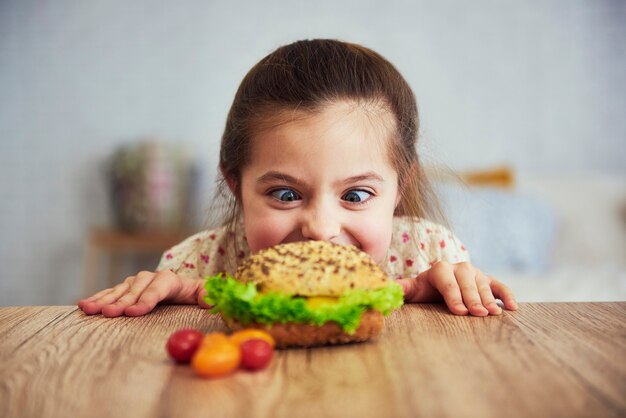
xmin=1 ymin=303 xmax=624 ymax=418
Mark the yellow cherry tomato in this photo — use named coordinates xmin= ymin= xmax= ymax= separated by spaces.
xmin=201 ymin=332 xmax=229 ymax=348
xmin=229 ymin=329 xmax=276 ymax=348
xmin=192 ymin=340 xmax=241 ymax=378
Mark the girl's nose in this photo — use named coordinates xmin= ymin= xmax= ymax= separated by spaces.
xmin=301 ymin=207 xmax=341 ymax=242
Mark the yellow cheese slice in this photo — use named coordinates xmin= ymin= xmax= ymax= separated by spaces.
xmin=305 ymin=296 xmax=338 ymax=309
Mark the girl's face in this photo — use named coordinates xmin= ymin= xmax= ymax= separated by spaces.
xmin=238 ymin=100 xmax=400 ymax=264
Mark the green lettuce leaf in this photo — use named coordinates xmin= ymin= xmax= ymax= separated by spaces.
xmin=204 ymin=273 xmax=404 ymax=334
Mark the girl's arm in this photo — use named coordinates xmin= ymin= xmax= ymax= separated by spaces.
xmin=78 ymin=270 xmax=210 ymax=317
xmin=396 ymin=262 xmax=518 ymax=316
xmin=78 ymin=228 xmax=234 ymax=317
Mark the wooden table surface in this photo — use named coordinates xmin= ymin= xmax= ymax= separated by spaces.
xmin=1 ymin=303 xmax=624 ymax=418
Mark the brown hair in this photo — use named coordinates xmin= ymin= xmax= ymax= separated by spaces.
xmin=212 ymin=39 xmax=443 ymax=244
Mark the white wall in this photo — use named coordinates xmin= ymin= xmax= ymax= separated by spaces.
xmin=1 ymin=0 xmax=624 ymax=306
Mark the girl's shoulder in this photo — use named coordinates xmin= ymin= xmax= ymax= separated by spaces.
xmin=391 ymin=216 xmax=458 ymax=243
xmin=386 ymin=216 xmax=470 ymax=279
xmin=161 ymin=226 xmax=229 ymax=257
xmin=392 ymin=216 xmax=446 ymax=232
xmin=156 ymin=225 xmax=250 ymax=279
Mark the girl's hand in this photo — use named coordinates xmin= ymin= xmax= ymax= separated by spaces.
xmin=78 ymin=270 xmax=210 ymax=317
xmin=396 ymin=261 xmax=518 ymax=316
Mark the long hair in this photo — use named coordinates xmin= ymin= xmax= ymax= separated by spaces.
xmin=210 ymin=39 xmax=444 ymax=267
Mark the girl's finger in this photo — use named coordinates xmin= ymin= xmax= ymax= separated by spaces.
xmin=79 ymin=295 xmax=109 ymax=315
xmin=101 ymin=272 xmax=157 ymax=317
xmin=397 ymin=277 xmax=421 ymax=302
xmin=81 ymin=286 xmax=116 ymax=303
xmin=125 ymin=288 xmax=163 ymax=317
xmin=491 ymin=279 xmax=519 ymax=311
xmin=125 ymin=270 xmax=181 ymax=316
xmin=99 ymin=280 xmax=132 ymax=303
xmin=92 ymin=277 xmax=130 ymax=305
xmin=477 ymin=274 xmax=502 ymax=315
xmin=197 ymin=287 xmax=212 ymax=309
xmin=79 ymin=287 xmax=115 ymax=313
xmin=429 ymin=262 xmax=468 ymax=315
xmin=106 ymin=271 xmax=157 ymax=307
xmin=82 ymin=281 xmax=132 ymax=315
xmin=454 ymin=263 xmax=488 ymax=317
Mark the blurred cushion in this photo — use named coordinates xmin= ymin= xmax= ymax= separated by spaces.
xmin=437 ymin=184 xmax=558 ymax=273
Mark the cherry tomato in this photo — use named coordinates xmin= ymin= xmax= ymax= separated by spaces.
xmin=201 ymin=332 xmax=229 ymax=348
xmin=229 ymin=329 xmax=275 ymax=348
xmin=166 ymin=328 xmax=203 ymax=363
xmin=192 ymin=340 xmax=242 ymax=378
xmin=240 ymin=339 xmax=274 ymax=371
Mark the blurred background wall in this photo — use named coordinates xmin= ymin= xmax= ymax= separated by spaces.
xmin=1 ymin=0 xmax=624 ymax=306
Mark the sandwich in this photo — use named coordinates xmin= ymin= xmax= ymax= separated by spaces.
xmin=204 ymin=240 xmax=404 ymax=348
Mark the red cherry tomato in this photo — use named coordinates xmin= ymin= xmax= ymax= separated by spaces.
xmin=166 ymin=329 xmax=203 ymax=363
xmin=240 ymin=339 xmax=274 ymax=370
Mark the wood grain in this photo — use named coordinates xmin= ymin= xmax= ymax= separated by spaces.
xmin=0 ymin=303 xmax=624 ymax=418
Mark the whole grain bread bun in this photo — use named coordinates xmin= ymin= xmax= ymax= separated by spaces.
xmin=234 ymin=241 xmax=389 ymax=297
xmin=224 ymin=310 xmax=384 ymax=348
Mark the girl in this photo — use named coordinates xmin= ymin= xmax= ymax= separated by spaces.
xmin=79 ymin=39 xmax=517 ymax=318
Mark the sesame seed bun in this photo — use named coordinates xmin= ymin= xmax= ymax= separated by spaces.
xmin=234 ymin=241 xmax=390 ymax=297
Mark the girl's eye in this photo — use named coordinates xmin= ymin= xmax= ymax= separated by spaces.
xmin=342 ymin=190 xmax=372 ymax=203
xmin=270 ymin=188 xmax=301 ymax=202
